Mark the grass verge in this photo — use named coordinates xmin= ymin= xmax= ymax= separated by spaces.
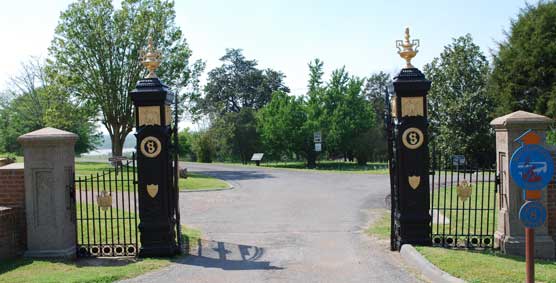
xmin=367 ymin=209 xmax=556 ymax=283
xmin=182 ymin=172 xmax=229 ymax=191
xmin=74 ymin=162 xmax=228 ymax=192
xmin=0 ymin=226 xmax=201 ymax=283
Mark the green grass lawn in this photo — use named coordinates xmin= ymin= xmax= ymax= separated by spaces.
xmin=416 ymin=247 xmax=556 ymax=283
xmin=367 ymin=209 xmax=556 ymax=283
xmin=182 ymin=172 xmax=229 ymax=190
xmin=430 ymin=181 xmax=498 ymax=247
xmin=74 ymin=162 xmax=228 ymax=192
xmin=0 ymin=225 xmax=201 ymax=283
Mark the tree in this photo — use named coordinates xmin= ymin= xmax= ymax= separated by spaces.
xmin=177 ymin=128 xmax=193 ymax=159
xmin=193 ymin=49 xmax=289 ymax=163
xmin=424 ymin=34 xmax=494 ymax=166
xmin=49 ymin=0 xmax=203 ymax=157
xmin=490 ymin=1 xmax=556 ymax=118
xmin=257 ymin=91 xmax=307 ymax=161
xmin=191 ymin=130 xmax=215 ymax=163
xmin=0 ymin=59 xmax=100 ymax=154
xmin=361 ymin=72 xmax=391 ymax=161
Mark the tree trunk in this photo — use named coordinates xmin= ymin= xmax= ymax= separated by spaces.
xmin=307 ymin=151 xmax=317 ymax=169
xmin=109 ymin=127 xmax=127 ymax=157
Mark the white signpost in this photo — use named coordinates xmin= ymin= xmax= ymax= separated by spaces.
xmin=315 ymin=143 xmax=322 ymax=152
xmin=313 ymin=131 xmax=321 ymax=143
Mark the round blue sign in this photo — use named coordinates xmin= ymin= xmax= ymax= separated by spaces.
xmin=519 ymin=201 xmax=547 ymax=228
xmin=510 ymin=144 xmax=554 ymax=190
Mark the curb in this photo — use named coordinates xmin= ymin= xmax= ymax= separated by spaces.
xmin=179 ymin=185 xmax=234 ymax=193
xmin=400 ymin=244 xmax=466 ymax=283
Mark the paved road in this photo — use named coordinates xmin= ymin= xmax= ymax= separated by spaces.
xmin=121 ymin=163 xmax=420 ymax=283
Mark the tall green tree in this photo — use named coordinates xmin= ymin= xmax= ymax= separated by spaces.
xmin=257 ymin=91 xmax=307 ymax=160
xmin=362 ymin=72 xmax=391 ymax=161
xmin=193 ymin=49 xmax=289 ymax=163
xmin=424 ymin=34 xmax=494 ymax=166
xmin=491 ymin=1 xmax=556 ymax=119
xmin=49 ymin=0 xmax=203 ymax=157
xmin=0 ymin=59 xmax=100 ymax=154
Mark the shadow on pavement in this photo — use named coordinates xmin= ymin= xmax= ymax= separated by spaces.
xmin=195 ymin=170 xmax=275 ymax=181
xmin=175 ymin=239 xmax=283 ymax=271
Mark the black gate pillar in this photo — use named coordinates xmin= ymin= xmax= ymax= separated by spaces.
xmin=131 ymin=37 xmax=177 ymax=257
xmin=391 ymin=28 xmax=432 ymax=249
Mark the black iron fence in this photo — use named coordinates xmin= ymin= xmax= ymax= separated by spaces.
xmin=74 ymin=154 xmax=139 ymax=257
xmin=429 ymin=154 xmax=499 ymax=249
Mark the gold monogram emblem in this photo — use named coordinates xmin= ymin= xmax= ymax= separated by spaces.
xmin=147 ymin=184 xmax=159 ymax=198
xmin=408 ymin=176 xmax=420 ymax=190
xmin=457 ymin=180 xmax=472 ymax=202
xmin=402 ymin=127 xmax=424 ymax=149
xmin=140 ymin=136 xmax=162 ymax=158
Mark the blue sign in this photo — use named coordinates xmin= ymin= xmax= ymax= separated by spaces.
xmin=510 ymin=144 xmax=554 ymax=191
xmin=519 ymin=201 xmax=547 ymax=228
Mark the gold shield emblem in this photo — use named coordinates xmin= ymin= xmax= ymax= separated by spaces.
xmin=97 ymin=191 xmax=112 ymax=211
xmin=457 ymin=180 xmax=472 ymax=202
xmin=147 ymin=184 xmax=159 ymax=198
xmin=408 ymin=176 xmax=420 ymax=190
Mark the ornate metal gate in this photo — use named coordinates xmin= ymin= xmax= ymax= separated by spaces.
xmin=74 ymin=155 xmax=140 ymax=257
xmin=385 ymin=88 xmax=499 ymax=249
xmin=429 ymin=153 xmax=499 ymax=249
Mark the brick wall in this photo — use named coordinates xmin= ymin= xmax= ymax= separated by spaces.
xmin=0 ymin=163 xmax=25 ymax=259
xmin=548 ymin=179 xmax=556 ymax=238
xmin=0 ymin=207 xmax=24 ymax=259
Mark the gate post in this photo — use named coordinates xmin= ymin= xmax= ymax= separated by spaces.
xmin=17 ymin=127 xmax=78 ymax=258
xmin=131 ymin=38 xmax=178 ymax=257
xmin=391 ymin=28 xmax=432 ymax=249
xmin=491 ymin=110 xmax=555 ymax=258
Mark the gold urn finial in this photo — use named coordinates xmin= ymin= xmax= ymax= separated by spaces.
xmin=140 ymin=35 xmax=162 ymax=78
xmin=396 ymin=27 xmax=420 ymax=68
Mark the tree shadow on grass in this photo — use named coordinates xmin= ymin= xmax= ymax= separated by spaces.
xmin=176 ymin=238 xmax=283 ymax=271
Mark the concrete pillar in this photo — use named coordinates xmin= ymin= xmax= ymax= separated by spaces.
xmin=491 ymin=111 xmax=555 ymax=259
xmin=17 ymin=127 xmax=78 ymax=259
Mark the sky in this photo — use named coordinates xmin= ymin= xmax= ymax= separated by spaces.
xmin=0 ymin=0 xmax=528 ymax=131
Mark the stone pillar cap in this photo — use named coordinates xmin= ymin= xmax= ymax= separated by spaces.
xmin=490 ymin=110 xmax=553 ymax=129
xmin=17 ymin=127 xmax=78 ymax=145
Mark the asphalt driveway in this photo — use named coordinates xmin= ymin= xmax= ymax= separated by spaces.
xmin=121 ymin=163 xmax=420 ymax=283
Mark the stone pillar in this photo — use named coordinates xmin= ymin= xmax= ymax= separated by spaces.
xmin=17 ymin=127 xmax=77 ymax=259
xmin=491 ymin=110 xmax=555 ymax=259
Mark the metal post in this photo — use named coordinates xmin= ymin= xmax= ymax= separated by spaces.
xmin=526 ymin=227 xmax=534 ymax=283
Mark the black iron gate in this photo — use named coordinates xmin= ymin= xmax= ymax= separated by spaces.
xmin=429 ymin=153 xmax=499 ymax=249
xmin=74 ymin=154 xmax=139 ymax=257
xmin=385 ymin=86 xmax=499 ymax=249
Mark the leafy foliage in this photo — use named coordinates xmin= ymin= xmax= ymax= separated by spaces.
xmin=48 ymin=0 xmax=203 ymax=156
xmin=192 ymin=49 xmax=288 ymax=163
xmin=424 ymin=34 xmax=494 ymax=166
xmin=257 ymin=59 xmax=377 ymax=166
xmin=0 ymin=59 xmax=100 ymax=154
xmin=490 ymin=1 xmax=556 ymax=119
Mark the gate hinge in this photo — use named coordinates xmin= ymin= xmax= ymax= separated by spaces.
xmin=495 ymin=174 xmax=500 ymax=185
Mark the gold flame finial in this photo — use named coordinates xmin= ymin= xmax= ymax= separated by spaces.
xmin=396 ymin=27 xmax=420 ymax=68
xmin=140 ymin=35 xmax=162 ymax=78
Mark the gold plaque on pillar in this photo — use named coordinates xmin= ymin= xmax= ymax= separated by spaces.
xmin=165 ymin=105 xmax=172 ymax=125
xmin=138 ymin=106 xmax=160 ymax=126
xmin=146 ymin=184 xmax=159 ymax=198
xmin=401 ymin=97 xmax=424 ymax=117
